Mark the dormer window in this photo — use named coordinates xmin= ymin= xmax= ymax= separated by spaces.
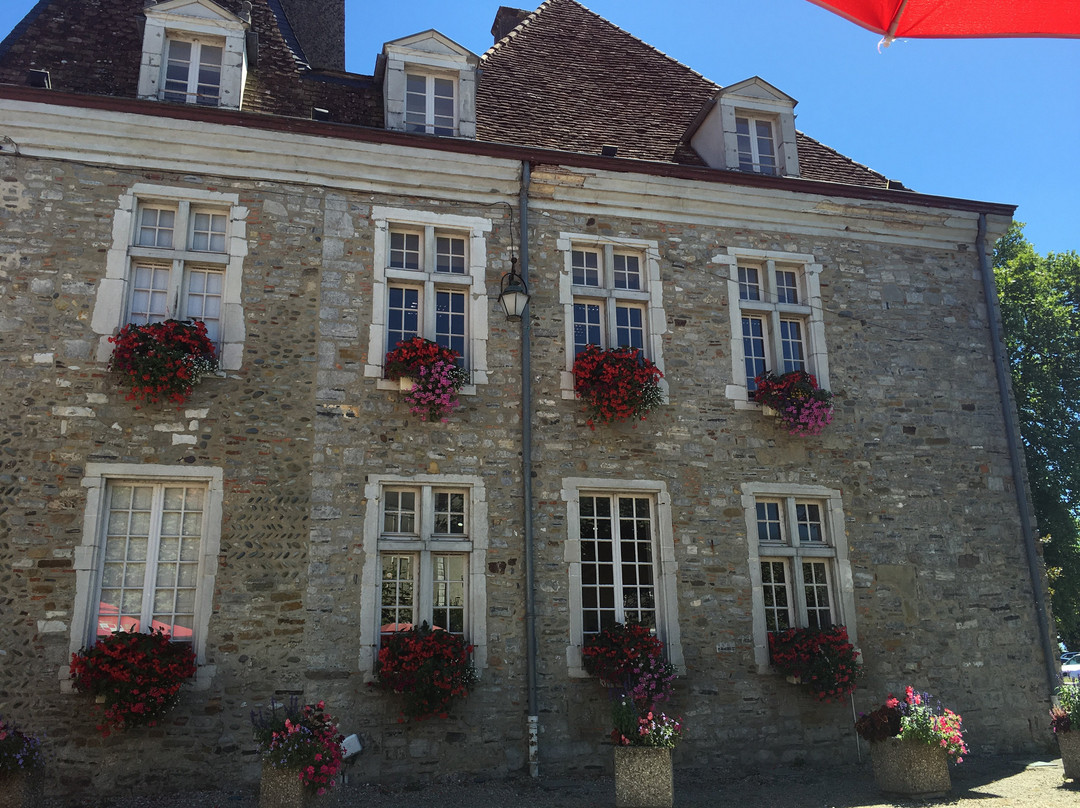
xmin=382 ymin=31 xmax=479 ymax=139
xmin=137 ymin=0 xmax=249 ymax=111
xmin=405 ymin=73 xmax=456 ymax=135
xmin=688 ymin=77 xmax=799 ymax=178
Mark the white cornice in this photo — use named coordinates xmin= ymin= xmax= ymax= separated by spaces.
xmin=0 ymin=99 xmax=1009 ymax=249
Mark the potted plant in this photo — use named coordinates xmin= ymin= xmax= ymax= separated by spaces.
xmin=0 ymin=716 xmax=45 ymax=808
xmin=752 ymin=369 xmax=834 ymax=435
xmin=251 ymin=698 xmax=344 ymax=807
xmin=373 ymin=622 xmax=478 ymax=720
xmin=383 ymin=337 xmax=470 ymax=421
xmin=610 ymin=697 xmax=682 ymax=808
xmin=572 ymin=345 xmax=663 ymax=427
xmin=1051 ymin=677 xmax=1080 ymax=780
xmin=69 ymin=628 xmax=197 ymax=737
xmin=855 ymin=686 xmax=968 ymax=796
xmin=767 ymin=625 xmax=860 ymax=701
xmin=108 ymin=319 xmax=218 ymax=407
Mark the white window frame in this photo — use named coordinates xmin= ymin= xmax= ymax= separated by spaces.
xmin=719 ymin=248 xmax=828 ymax=408
xmin=365 ymin=207 xmax=492 ymax=392
xmin=90 ymin=184 xmax=248 ymax=371
xmin=136 ymin=0 xmax=249 ymax=111
xmin=741 ymin=482 xmax=856 ymax=673
xmin=734 ymin=114 xmax=778 ymax=176
xmin=66 ymin=463 xmax=223 ymax=690
xmin=562 ymin=477 xmax=682 ymax=677
xmin=382 ymin=32 xmax=479 ymax=139
xmin=357 ymin=474 xmax=488 ymax=680
xmin=403 ymin=72 xmax=458 ymax=136
xmin=161 ymin=35 xmax=225 ymax=106
xmin=557 ymin=233 xmax=668 ymax=400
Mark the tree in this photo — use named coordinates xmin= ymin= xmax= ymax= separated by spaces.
xmin=994 ymin=223 xmax=1080 ymax=648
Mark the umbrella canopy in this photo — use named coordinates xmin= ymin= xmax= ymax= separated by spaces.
xmin=807 ymin=0 xmax=1080 ymax=41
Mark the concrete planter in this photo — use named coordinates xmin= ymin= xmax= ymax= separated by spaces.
xmin=870 ymin=737 xmax=950 ymax=797
xmin=614 ymin=746 xmax=673 ymax=808
xmin=1058 ymin=730 xmax=1080 ymax=780
xmin=259 ymin=762 xmax=315 ymax=808
xmin=0 ymin=771 xmax=44 ymax=808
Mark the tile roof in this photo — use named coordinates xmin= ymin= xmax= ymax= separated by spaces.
xmin=477 ymin=0 xmax=895 ymax=188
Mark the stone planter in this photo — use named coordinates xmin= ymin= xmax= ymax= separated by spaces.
xmin=614 ymin=746 xmax=673 ymax=808
xmin=870 ymin=737 xmax=950 ymax=797
xmin=1059 ymin=730 xmax=1080 ymax=780
xmin=259 ymin=762 xmax=315 ymax=808
xmin=0 ymin=771 xmax=44 ymax=808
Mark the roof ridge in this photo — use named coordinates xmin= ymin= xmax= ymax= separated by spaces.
xmin=481 ymin=1 xmax=549 ymax=61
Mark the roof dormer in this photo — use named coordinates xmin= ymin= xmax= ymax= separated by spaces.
xmin=381 ymin=31 xmax=479 ymax=139
xmin=689 ymin=77 xmax=799 ymax=178
xmin=137 ymin=0 xmax=250 ymax=110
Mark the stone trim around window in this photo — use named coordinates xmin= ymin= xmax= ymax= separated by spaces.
xmin=556 ymin=233 xmax=668 ymax=401
xmin=364 ymin=206 xmax=492 ymax=392
xmin=718 ymin=247 xmax=827 ymax=409
xmin=89 ymin=184 xmax=248 ymax=371
xmin=741 ymin=482 xmax=856 ymax=674
xmin=137 ymin=0 xmax=250 ymax=110
xmin=356 ymin=473 xmax=488 ymax=681
xmin=561 ymin=477 xmax=683 ymax=677
xmin=66 ymin=463 xmax=224 ymax=691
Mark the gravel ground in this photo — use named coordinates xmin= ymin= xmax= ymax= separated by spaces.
xmin=44 ymin=754 xmax=1078 ymax=807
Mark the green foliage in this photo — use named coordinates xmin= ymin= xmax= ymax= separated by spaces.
xmin=994 ymin=223 xmax=1080 ymax=647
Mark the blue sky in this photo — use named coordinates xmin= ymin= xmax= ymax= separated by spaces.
xmin=2 ymin=0 xmax=1077 ymax=255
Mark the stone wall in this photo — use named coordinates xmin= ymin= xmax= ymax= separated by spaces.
xmin=0 ymin=146 xmax=1052 ymax=797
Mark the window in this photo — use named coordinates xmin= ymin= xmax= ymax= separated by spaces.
xmin=557 ymin=234 xmax=668 ymax=399
xmin=562 ymin=478 xmax=683 ymax=676
xmin=162 ymin=37 xmax=224 ymax=106
xmin=378 ymin=487 xmax=469 ymax=637
xmin=91 ymin=185 xmax=247 ymax=370
xmin=357 ymin=475 xmax=488 ymax=678
xmin=381 ymin=31 xmax=479 ymax=139
xmin=721 ymin=248 xmax=828 ymax=405
xmin=735 ymin=116 xmax=777 ymax=175
xmin=136 ymin=0 xmax=249 ymax=110
xmin=365 ymin=208 xmax=492 ymax=390
xmin=68 ymin=464 xmax=223 ymax=684
xmin=404 ymin=73 xmax=457 ymax=136
xmin=742 ymin=483 xmax=856 ymax=671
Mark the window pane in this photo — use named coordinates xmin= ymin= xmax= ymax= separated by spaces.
xmin=803 ymin=561 xmax=832 ymax=629
xmin=738 ymin=266 xmax=760 ymax=301
xmin=431 ymin=554 xmax=466 ymax=635
xmin=780 ymin=319 xmax=805 ymax=373
xmin=183 ymin=268 xmax=224 ymax=344
xmin=434 ymin=491 xmax=466 ymax=534
xmin=742 ymin=316 xmax=767 ymax=391
xmin=571 ymin=250 xmax=600 ymax=287
xmin=796 ymin=502 xmax=824 ymax=543
xmin=130 ymin=263 xmax=170 ymax=325
xmin=579 ymin=496 xmax=615 ymax=636
xmin=432 ymin=78 xmax=455 ymax=135
xmin=137 ymin=207 xmax=175 ymax=248
xmin=613 ymin=254 xmax=641 ymax=290
xmin=573 ymin=302 xmax=603 ymax=356
xmin=617 ymin=496 xmax=655 ymax=627
xmin=383 ymin=490 xmax=417 ymax=534
xmin=761 ymin=560 xmax=791 ymax=633
xmin=380 ymin=554 xmax=416 ymax=634
xmin=756 ymin=500 xmax=782 ymax=543
xmin=436 ymin=235 xmax=466 ymax=274
xmin=163 ymin=39 xmax=193 ymax=102
xmin=776 ymin=270 xmax=799 ymax=304
xmin=435 ymin=290 xmax=467 ymax=363
xmin=387 ymin=286 xmax=420 ymax=350
xmin=389 ymin=231 xmax=421 ymax=270
xmin=191 ymin=211 xmax=226 ymax=252
xmin=615 ymin=305 xmax=645 ymax=351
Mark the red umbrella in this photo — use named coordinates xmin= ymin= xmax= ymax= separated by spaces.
xmin=807 ymin=0 xmax=1080 ymax=43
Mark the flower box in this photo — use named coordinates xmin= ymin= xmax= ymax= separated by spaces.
xmin=614 ymin=746 xmax=673 ymax=808
xmin=572 ymin=345 xmax=663 ymax=427
xmin=870 ymin=736 xmax=950 ymax=796
xmin=108 ymin=319 xmax=218 ymax=407
xmin=384 ymin=337 xmax=468 ymax=421
xmin=752 ymin=370 xmax=833 ymax=436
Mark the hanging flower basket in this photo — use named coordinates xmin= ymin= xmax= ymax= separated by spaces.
xmin=373 ymin=622 xmax=478 ymax=721
xmin=572 ymin=345 xmax=663 ymax=427
xmin=767 ymin=625 xmax=859 ymax=702
xmin=69 ymin=628 xmax=197 ymax=736
xmin=108 ymin=319 xmax=218 ymax=407
xmin=384 ymin=337 xmax=470 ymax=422
xmin=752 ymin=370 xmax=833 ymax=436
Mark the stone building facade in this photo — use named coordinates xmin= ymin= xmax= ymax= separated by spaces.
xmin=0 ymin=0 xmax=1056 ymax=797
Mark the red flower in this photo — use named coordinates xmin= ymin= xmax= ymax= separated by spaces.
xmin=108 ymin=319 xmax=217 ymax=407
xmin=572 ymin=345 xmax=663 ymax=426
xmin=372 ymin=622 xmax=477 ymax=720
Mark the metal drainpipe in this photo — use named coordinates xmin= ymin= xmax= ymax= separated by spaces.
xmin=518 ymin=161 xmax=540 ymax=777
xmin=977 ymin=212 xmax=1058 ymax=697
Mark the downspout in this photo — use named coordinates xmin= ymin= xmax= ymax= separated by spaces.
xmin=519 ymin=161 xmax=540 ymax=777
xmin=977 ymin=212 xmax=1058 ymax=697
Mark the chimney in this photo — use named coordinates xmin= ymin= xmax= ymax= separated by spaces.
xmin=277 ymin=0 xmax=345 ymax=71
xmin=491 ymin=6 xmax=530 ymax=43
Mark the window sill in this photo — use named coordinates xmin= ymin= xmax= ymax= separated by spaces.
xmin=374 ymin=378 xmax=478 ymax=396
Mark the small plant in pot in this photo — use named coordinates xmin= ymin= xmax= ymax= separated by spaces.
xmin=1051 ymin=677 xmax=1080 ymax=780
xmin=251 ymin=697 xmax=344 ymax=799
